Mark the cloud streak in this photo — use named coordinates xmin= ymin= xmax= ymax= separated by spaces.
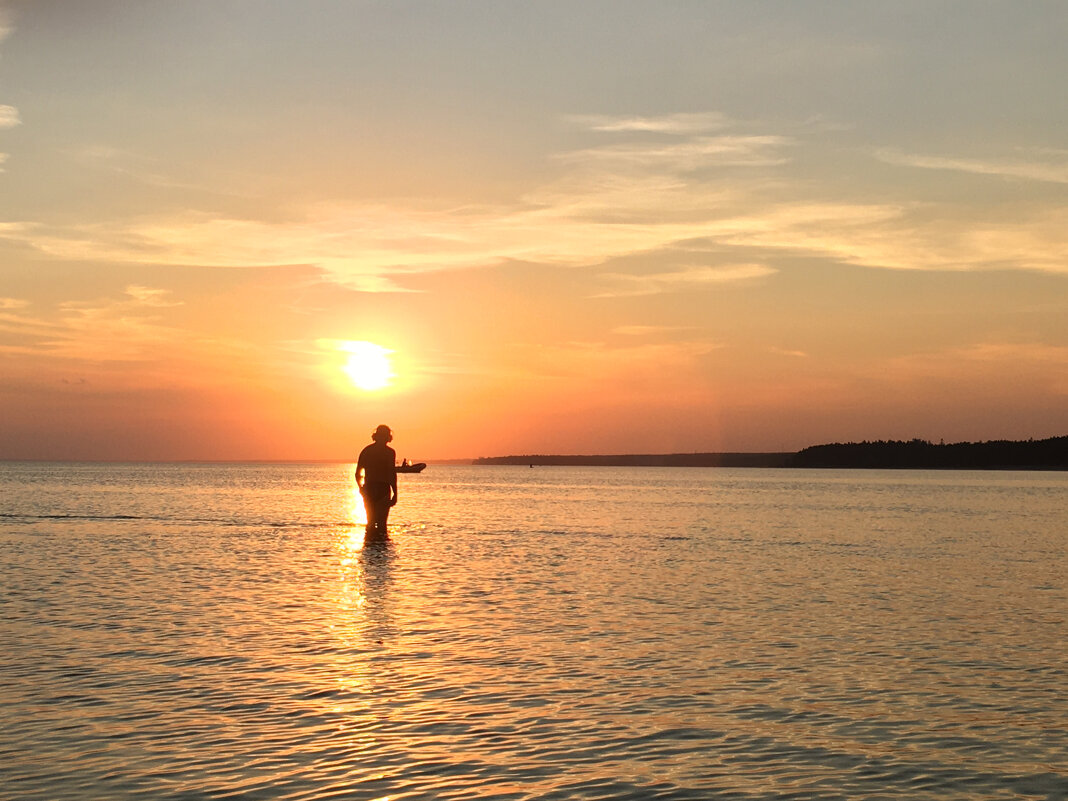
xmin=613 ymin=325 xmax=696 ymax=336
xmin=876 ymin=148 xmax=1068 ymax=184
xmin=556 ymin=135 xmax=794 ymax=170
xmin=3 ymin=113 xmax=1067 ymax=291
xmin=0 ymin=286 xmax=188 ymax=363
xmin=124 ymin=285 xmax=183 ymax=307
xmin=596 ymin=264 xmax=777 ymax=297
xmin=0 ymin=16 xmax=18 ymax=168
xmin=569 ymin=112 xmax=730 ymax=134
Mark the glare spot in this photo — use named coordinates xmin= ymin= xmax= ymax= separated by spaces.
xmin=340 ymin=341 xmax=393 ymax=391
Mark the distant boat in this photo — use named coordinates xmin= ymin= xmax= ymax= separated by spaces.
xmin=397 ymin=462 xmax=427 ymax=474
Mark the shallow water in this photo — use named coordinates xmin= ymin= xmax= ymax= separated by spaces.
xmin=1 ymin=464 xmax=1066 ymax=800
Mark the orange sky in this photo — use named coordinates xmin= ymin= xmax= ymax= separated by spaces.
xmin=1 ymin=2 xmax=1066 ymax=460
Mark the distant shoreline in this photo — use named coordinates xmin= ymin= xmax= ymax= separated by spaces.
xmin=474 ymin=453 xmax=793 ymax=468
xmin=2 ymin=436 xmax=1064 ymax=469
xmin=474 ymin=435 xmax=1068 ymax=471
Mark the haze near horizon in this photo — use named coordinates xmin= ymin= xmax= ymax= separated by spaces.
xmin=1 ymin=1 xmax=1066 ymax=461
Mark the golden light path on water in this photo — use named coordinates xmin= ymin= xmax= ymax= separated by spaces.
xmin=0 ymin=463 xmax=1065 ymax=800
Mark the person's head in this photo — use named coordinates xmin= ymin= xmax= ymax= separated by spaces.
xmin=372 ymin=424 xmax=392 ymax=444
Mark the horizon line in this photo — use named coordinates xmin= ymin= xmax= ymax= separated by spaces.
xmin=3 ymin=434 xmax=1064 ymax=466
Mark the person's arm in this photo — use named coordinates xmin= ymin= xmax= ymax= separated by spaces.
xmin=355 ymin=452 xmax=366 ymax=489
xmin=390 ymin=451 xmax=398 ymax=505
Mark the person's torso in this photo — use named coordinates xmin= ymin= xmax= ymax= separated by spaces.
xmin=360 ymin=444 xmax=396 ymax=483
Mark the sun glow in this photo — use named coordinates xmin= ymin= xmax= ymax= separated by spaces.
xmin=340 ymin=341 xmax=393 ymax=391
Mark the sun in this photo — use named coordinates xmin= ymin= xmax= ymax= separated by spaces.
xmin=340 ymin=341 xmax=393 ymax=391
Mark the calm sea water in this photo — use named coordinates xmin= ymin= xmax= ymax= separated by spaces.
xmin=1 ymin=463 xmax=1065 ymax=801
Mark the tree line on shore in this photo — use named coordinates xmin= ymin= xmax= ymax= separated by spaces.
xmin=789 ymin=435 xmax=1067 ymax=469
xmin=473 ymin=435 xmax=1067 ymax=470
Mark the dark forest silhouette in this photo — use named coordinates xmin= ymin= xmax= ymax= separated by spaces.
xmin=474 ymin=435 xmax=1067 ymax=470
xmin=789 ymin=435 xmax=1067 ymax=470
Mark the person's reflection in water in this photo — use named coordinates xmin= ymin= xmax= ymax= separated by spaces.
xmin=362 ymin=523 xmax=391 ymax=548
xmin=356 ymin=424 xmax=398 ymax=537
xmin=358 ymin=530 xmax=395 ymax=643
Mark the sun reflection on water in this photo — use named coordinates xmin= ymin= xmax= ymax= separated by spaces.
xmin=346 ymin=470 xmax=368 ymax=528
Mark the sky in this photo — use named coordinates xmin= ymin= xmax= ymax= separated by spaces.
xmin=1 ymin=1 xmax=1066 ymax=461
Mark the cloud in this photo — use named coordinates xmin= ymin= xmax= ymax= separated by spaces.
xmin=8 ymin=167 xmax=1063 ymax=287
xmin=67 ymin=143 xmax=253 ymax=198
xmin=0 ymin=105 xmax=20 ymax=129
xmin=956 ymin=342 xmax=1068 ymax=367
xmin=556 ymin=135 xmax=794 ymax=170
xmin=876 ymin=148 xmax=1068 ymax=184
xmin=0 ymin=286 xmax=189 ymax=363
xmin=768 ymin=347 xmax=809 ymax=358
xmin=596 ymin=264 xmax=777 ymax=297
xmin=0 ymin=16 xmax=18 ymax=169
xmin=568 ymin=112 xmax=730 ymax=134
xmin=3 ymin=112 xmax=1067 ymax=288
xmin=125 ymin=285 xmax=182 ymax=307
xmin=0 ymin=221 xmax=36 ymax=234
xmin=693 ymin=201 xmax=1068 ymax=274
xmin=613 ymin=325 xmax=696 ymax=336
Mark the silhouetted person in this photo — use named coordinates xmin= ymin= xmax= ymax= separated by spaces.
xmin=356 ymin=425 xmax=398 ymax=537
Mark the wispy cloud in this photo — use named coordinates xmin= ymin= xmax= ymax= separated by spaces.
xmin=3 ymin=112 xmax=1067 ymax=288
xmin=768 ymin=347 xmax=809 ymax=358
xmin=0 ymin=222 xmax=36 ymax=235
xmin=613 ymin=325 xmax=696 ymax=336
xmin=557 ymin=135 xmax=794 ymax=170
xmin=68 ymin=144 xmax=253 ymax=197
xmin=569 ymin=112 xmax=730 ymax=134
xmin=596 ymin=264 xmax=777 ymax=297
xmin=0 ymin=286 xmax=187 ymax=362
xmin=0 ymin=16 xmax=18 ymax=168
xmin=124 ymin=285 xmax=183 ymax=307
xmin=0 ymin=105 xmax=19 ymax=129
xmin=876 ymin=148 xmax=1068 ymax=184
xmin=692 ymin=201 xmax=1068 ymax=274
xmin=955 ymin=342 xmax=1068 ymax=368
xmin=7 ymin=168 xmax=1064 ymax=285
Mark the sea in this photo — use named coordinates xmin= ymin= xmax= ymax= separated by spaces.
xmin=1 ymin=462 xmax=1065 ymax=801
